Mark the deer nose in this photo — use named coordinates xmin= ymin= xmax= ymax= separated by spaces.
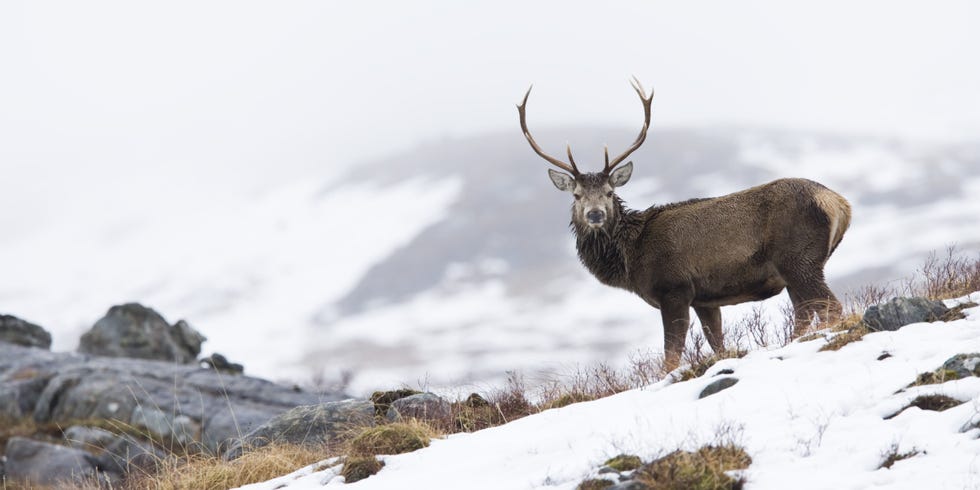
xmin=587 ymin=209 xmax=605 ymax=224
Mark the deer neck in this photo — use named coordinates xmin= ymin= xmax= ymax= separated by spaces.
xmin=573 ymin=200 xmax=641 ymax=288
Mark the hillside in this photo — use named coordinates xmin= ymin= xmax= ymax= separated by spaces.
xmin=238 ymin=294 xmax=980 ymax=490
xmin=2 ymin=128 xmax=979 ymax=393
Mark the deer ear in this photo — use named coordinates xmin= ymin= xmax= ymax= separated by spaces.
xmin=609 ymin=161 xmax=633 ymax=187
xmin=548 ymin=169 xmax=575 ymax=192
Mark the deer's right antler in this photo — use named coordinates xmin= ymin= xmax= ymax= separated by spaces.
xmin=517 ymin=86 xmax=580 ymax=176
xmin=604 ymin=77 xmax=654 ymax=174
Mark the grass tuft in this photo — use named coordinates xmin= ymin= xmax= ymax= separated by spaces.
xmin=341 ymin=456 xmax=384 ymax=483
xmin=817 ymin=314 xmax=868 ymax=352
xmin=603 ymin=454 xmax=643 ymax=472
xmin=128 ymin=443 xmax=330 ymax=490
xmin=346 ymin=420 xmax=435 ymax=457
xmin=633 ymin=444 xmax=752 ymax=490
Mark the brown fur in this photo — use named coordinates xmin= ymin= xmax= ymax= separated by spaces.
xmin=570 ymin=176 xmax=850 ymax=369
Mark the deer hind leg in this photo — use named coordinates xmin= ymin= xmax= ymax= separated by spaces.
xmin=660 ymin=295 xmax=693 ymax=372
xmin=694 ymin=306 xmax=724 ymax=354
xmin=785 ymin=274 xmax=842 ymax=338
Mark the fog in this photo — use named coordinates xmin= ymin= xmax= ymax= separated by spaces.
xmin=2 ymin=0 xmax=979 ymax=232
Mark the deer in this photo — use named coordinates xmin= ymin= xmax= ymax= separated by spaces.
xmin=517 ymin=78 xmax=851 ymax=370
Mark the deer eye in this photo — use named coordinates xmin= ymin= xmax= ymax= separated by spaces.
xmin=606 ymin=191 xmax=614 ymax=197
xmin=573 ymin=194 xmax=582 ymax=200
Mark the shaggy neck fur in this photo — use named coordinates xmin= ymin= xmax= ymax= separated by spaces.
xmin=572 ymin=197 xmax=644 ymax=288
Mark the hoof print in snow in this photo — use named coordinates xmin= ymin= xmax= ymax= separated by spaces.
xmin=699 ymin=377 xmax=738 ymax=399
xmin=863 ymin=297 xmax=949 ymax=332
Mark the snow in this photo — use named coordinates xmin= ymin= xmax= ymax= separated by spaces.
xmin=235 ymin=295 xmax=980 ymax=490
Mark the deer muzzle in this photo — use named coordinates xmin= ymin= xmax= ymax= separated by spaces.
xmin=586 ymin=209 xmax=606 ymax=225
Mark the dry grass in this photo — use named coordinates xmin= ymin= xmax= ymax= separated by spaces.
xmin=633 ymin=444 xmax=751 ymax=490
xmin=346 ymin=420 xmax=436 ymax=457
xmin=879 ymin=444 xmax=920 ymax=470
xmin=909 ymin=246 xmax=980 ymax=301
xmin=678 ymin=335 xmax=747 ymax=381
xmin=125 ymin=443 xmax=332 ymax=490
xmin=817 ymin=314 xmax=868 ymax=352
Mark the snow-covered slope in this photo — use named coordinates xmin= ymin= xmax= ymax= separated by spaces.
xmin=1 ymin=129 xmax=978 ymax=393
xmin=238 ymin=295 xmax=980 ymax=490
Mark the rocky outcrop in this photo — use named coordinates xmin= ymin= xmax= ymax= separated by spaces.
xmin=863 ymin=297 xmax=949 ymax=332
xmin=0 ymin=314 xmax=52 ymax=349
xmin=0 ymin=342 xmax=341 ymax=453
xmin=77 ymin=303 xmax=206 ymax=363
xmin=0 ymin=305 xmax=349 ymax=487
xmin=224 ymin=399 xmax=376 ymax=460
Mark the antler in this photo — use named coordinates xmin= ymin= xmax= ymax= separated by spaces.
xmin=604 ymin=77 xmax=654 ymax=174
xmin=517 ymin=86 xmax=580 ymax=175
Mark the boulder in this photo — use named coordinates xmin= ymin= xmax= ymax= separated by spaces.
xmin=941 ymin=353 xmax=980 ymax=378
xmin=0 ymin=342 xmax=344 ymax=454
xmin=64 ymin=425 xmax=167 ymax=474
xmin=385 ymin=393 xmax=451 ymax=422
xmin=863 ymin=297 xmax=949 ymax=332
xmin=77 ymin=303 xmax=206 ymax=363
xmin=224 ymin=399 xmax=376 ymax=460
xmin=3 ymin=437 xmax=107 ymax=486
xmin=699 ymin=377 xmax=739 ymax=399
xmin=0 ymin=314 xmax=51 ymax=349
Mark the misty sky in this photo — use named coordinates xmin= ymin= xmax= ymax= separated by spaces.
xmin=1 ymin=1 xmax=979 ymax=234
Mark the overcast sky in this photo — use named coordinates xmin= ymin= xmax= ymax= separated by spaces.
xmin=2 ymin=1 xmax=979 ymax=233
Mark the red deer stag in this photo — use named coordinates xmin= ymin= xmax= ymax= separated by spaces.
xmin=517 ymin=79 xmax=851 ymax=369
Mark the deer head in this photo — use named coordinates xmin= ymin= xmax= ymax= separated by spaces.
xmin=517 ymin=78 xmax=654 ymax=230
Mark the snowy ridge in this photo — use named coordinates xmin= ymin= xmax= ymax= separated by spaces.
xmin=238 ymin=295 xmax=980 ymax=490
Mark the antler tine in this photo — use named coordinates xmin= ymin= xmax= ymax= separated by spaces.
xmin=517 ymin=86 xmax=579 ymax=175
xmin=604 ymin=78 xmax=654 ymax=173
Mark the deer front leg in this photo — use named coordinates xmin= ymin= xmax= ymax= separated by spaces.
xmin=660 ymin=293 xmax=692 ymax=372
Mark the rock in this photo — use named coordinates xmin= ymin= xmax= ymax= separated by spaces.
xmin=863 ymin=297 xmax=949 ymax=332
xmin=64 ymin=425 xmax=167 ymax=474
xmin=200 ymin=352 xmax=245 ymax=374
xmin=941 ymin=353 xmax=980 ymax=378
xmin=385 ymin=393 xmax=451 ymax=422
xmin=699 ymin=377 xmax=739 ymax=399
xmin=224 ymin=399 xmax=376 ymax=460
xmin=77 ymin=303 xmax=206 ymax=363
xmin=3 ymin=436 xmax=108 ymax=486
xmin=0 ymin=314 xmax=51 ymax=349
xmin=0 ymin=342 xmax=344 ymax=455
